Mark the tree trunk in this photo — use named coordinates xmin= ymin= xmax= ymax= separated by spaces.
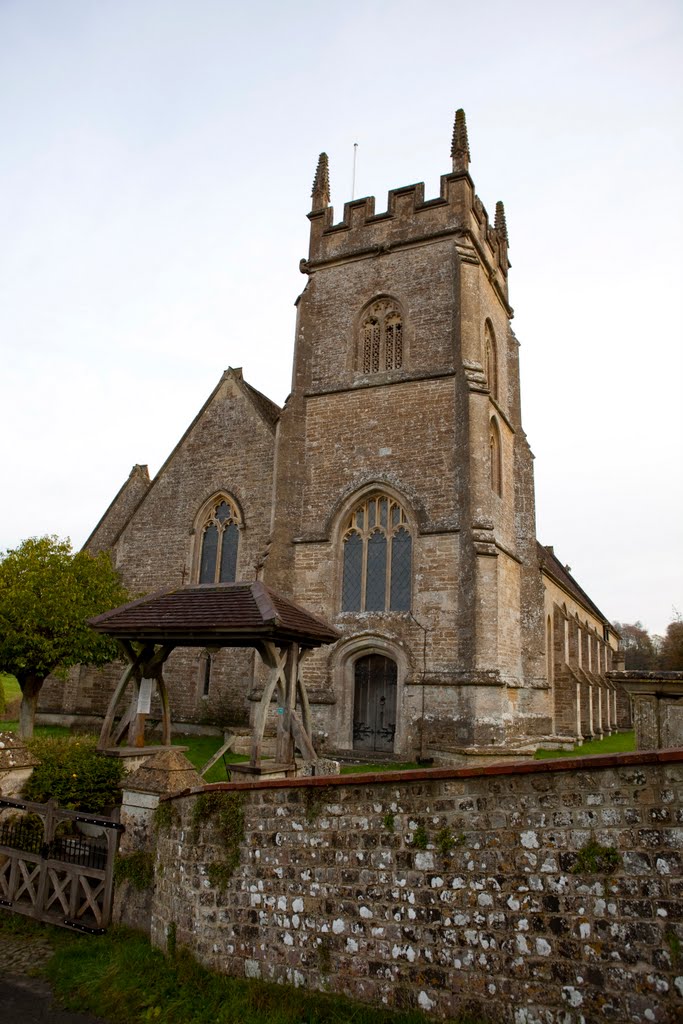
xmin=19 ymin=675 xmax=44 ymax=739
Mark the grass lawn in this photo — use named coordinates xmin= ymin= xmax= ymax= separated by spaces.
xmin=172 ymin=733 xmax=248 ymax=783
xmin=1 ymin=670 xmax=21 ymax=702
xmin=341 ymin=760 xmax=422 ymax=774
xmin=535 ymin=730 xmax=635 ymax=759
xmin=0 ymin=915 xmax=483 ymax=1024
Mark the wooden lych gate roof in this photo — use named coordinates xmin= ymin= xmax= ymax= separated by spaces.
xmin=89 ymin=581 xmax=340 ymax=649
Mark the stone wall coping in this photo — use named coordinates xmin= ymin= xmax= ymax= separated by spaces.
xmin=607 ymin=670 xmax=683 ymax=680
xmin=159 ymin=747 xmax=683 ymax=802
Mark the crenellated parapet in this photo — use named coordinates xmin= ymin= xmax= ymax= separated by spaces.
xmin=302 ymin=109 xmax=511 ymax=307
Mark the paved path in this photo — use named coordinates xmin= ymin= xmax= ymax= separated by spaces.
xmin=0 ymin=933 xmax=107 ymax=1024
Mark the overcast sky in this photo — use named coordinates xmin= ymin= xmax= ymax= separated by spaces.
xmin=1 ymin=0 xmax=681 ymax=636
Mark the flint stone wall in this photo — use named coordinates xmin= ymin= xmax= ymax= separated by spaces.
xmin=150 ymin=752 xmax=683 ymax=1023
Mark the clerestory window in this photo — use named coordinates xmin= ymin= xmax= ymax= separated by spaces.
xmin=341 ymin=495 xmax=412 ymax=612
xmin=360 ymin=299 xmax=404 ymax=373
xmin=198 ymin=496 xmax=240 ymax=584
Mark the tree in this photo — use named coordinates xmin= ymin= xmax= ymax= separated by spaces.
xmin=660 ymin=614 xmax=683 ymax=670
xmin=613 ymin=621 xmax=657 ymax=671
xmin=0 ymin=536 xmax=129 ymax=738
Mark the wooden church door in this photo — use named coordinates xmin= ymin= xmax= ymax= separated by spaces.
xmin=353 ymin=654 xmax=397 ymax=753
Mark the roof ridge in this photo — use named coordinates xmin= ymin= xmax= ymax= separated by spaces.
xmin=251 ymin=580 xmax=280 ymax=624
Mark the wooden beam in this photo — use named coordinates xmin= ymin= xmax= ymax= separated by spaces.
xmin=199 ymin=733 xmax=236 ymax=776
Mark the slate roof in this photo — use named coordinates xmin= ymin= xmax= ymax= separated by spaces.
xmin=89 ymin=581 xmax=340 ymax=649
xmin=538 ymin=542 xmax=612 ymax=627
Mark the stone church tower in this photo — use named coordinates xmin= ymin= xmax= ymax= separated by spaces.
xmin=39 ymin=110 xmax=623 ymax=761
xmin=264 ymin=110 xmax=548 ymax=757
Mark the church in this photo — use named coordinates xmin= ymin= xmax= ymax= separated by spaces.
xmin=40 ymin=110 xmax=627 ymax=761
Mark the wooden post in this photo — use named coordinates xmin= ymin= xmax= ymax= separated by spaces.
xmin=275 ymin=645 xmax=298 ymax=765
xmin=251 ymin=642 xmax=288 ymax=766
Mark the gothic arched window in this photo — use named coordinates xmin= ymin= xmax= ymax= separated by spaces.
xmin=489 ymin=417 xmax=502 ymax=496
xmin=484 ymin=320 xmax=498 ymax=401
xmin=197 ymin=495 xmax=241 ymax=584
xmin=341 ymin=495 xmax=412 ymax=612
xmin=360 ymin=298 xmax=404 ymax=373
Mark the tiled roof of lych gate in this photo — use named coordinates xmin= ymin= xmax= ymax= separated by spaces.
xmin=537 ymin=542 xmax=611 ymax=627
xmin=88 ymin=581 xmax=340 ymax=649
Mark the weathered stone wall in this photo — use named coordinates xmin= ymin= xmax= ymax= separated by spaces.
xmin=150 ymin=752 xmax=683 ymax=1023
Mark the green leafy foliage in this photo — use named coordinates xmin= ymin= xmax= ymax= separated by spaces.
xmin=191 ymin=792 xmax=245 ymax=890
xmin=571 ymin=837 xmax=621 ymax=876
xmin=0 ymin=536 xmax=129 ymax=737
xmin=303 ymin=785 xmax=334 ymax=823
xmin=24 ymin=735 xmax=124 ymax=813
xmin=114 ymin=851 xmax=155 ymax=891
xmin=412 ymin=823 xmax=428 ymax=849
xmin=153 ymin=800 xmax=178 ymax=832
xmin=660 ymin=615 xmax=683 ymax=670
xmin=435 ymin=826 xmax=460 ymax=857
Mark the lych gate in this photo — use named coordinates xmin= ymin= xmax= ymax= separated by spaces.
xmin=89 ymin=582 xmax=340 ymax=777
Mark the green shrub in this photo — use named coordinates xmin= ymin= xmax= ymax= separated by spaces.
xmin=24 ymin=735 xmax=124 ymax=813
xmin=571 ymin=837 xmax=621 ymax=876
xmin=412 ymin=823 xmax=428 ymax=849
xmin=191 ymin=791 xmax=245 ymax=890
xmin=114 ymin=850 xmax=155 ymax=891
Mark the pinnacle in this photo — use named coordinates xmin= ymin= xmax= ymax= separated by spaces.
xmin=495 ymin=201 xmax=508 ymax=242
xmin=450 ymin=108 xmax=470 ymax=171
xmin=311 ymin=152 xmax=330 ymax=211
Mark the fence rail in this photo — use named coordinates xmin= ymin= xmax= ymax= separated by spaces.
xmin=0 ymin=796 xmax=123 ymax=932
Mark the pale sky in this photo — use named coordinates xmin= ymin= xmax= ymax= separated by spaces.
xmin=1 ymin=0 xmax=681 ymax=636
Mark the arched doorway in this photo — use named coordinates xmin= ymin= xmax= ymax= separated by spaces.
xmin=353 ymin=654 xmax=397 ymax=753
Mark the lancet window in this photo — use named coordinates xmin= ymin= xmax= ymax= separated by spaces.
xmin=490 ymin=418 xmax=502 ymax=496
xmin=197 ymin=495 xmax=241 ymax=584
xmin=484 ymin=320 xmax=498 ymax=401
xmin=341 ymin=495 xmax=412 ymax=612
xmin=360 ymin=299 xmax=404 ymax=373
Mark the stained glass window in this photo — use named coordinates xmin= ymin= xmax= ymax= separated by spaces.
xmin=198 ymin=495 xmax=241 ymax=584
xmin=342 ymin=532 xmax=363 ymax=612
xmin=341 ymin=495 xmax=412 ymax=612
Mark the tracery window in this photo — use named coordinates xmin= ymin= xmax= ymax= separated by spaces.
xmin=484 ymin=320 xmax=498 ymax=401
xmin=198 ymin=495 xmax=240 ymax=584
xmin=341 ymin=495 xmax=412 ymax=612
xmin=489 ymin=417 xmax=502 ymax=496
xmin=360 ymin=299 xmax=403 ymax=373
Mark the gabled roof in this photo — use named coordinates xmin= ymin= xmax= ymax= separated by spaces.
xmin=94 ymin=368 xmax=281 ymax=551
xmin=538 ymin=542 xmax=611 ymax=626
xmin=89 ymin=581 xmax=340 ymax=649
xmin=243 ymin=380 xmax=281 ymax=426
